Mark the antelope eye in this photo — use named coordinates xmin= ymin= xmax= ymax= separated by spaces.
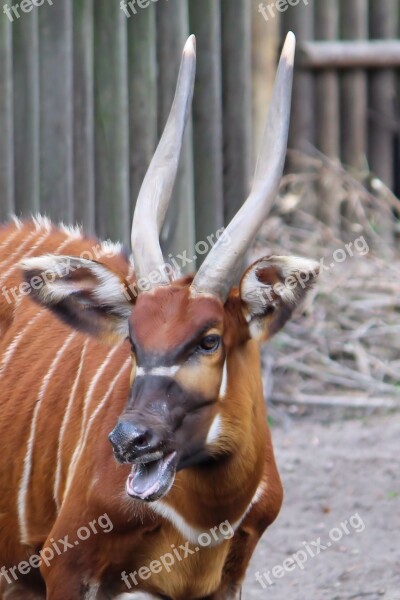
xmin=198 ymin=334 xmax=221 ymax=353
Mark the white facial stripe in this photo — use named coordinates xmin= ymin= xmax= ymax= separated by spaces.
xmin=135 ymin=366 xmax=180 ymax=378
xmin=206 ymin=413 xmax=223 ymax=446
xmin=219 ymin=360 xmax=228 ymax=398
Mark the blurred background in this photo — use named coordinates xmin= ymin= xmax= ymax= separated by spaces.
xmin=0 ymin=1 xmax=399 ymax=598
xmin=1 ymin=0 xmax=398 ymax=251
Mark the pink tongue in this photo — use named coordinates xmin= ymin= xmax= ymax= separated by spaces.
xmin=127 ymin=459 xmax=163 ymax=498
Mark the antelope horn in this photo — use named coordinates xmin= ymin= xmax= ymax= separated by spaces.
xmin=131 ymin=35 xmax=196 ymax=286
xmin=191 ymin=32 xmax=296 ymax=301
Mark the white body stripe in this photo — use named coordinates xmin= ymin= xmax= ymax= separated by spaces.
xmin=0 ymin=228 xmax=43 ymax=272
xmin=151 ymin=500 xmax=234 ymax=547
xmin=151 ymin=501 xmax=208 ymax=546
xmin=153 ymin=480 xmax=265 ymax=548
xmin=65 ymin=357 xmax=131 ymax=498
xmin=0 ymin=310 xmax=44 ymax=378
xmin=54 ymin=339 xmax=89 ymax=509
xmin=18 ymin=332 xmax=76 ymax=544
xmin=0 ymin=229 xmax=53 ymax=285
xmin=232 ymin=480 xmax=267 ymax=531
xmin=64 ymin=345 xmax=120 ymax=493
xmin=0 ymin=226 xmax=21 ymax=252
xmin=86 ymin=358 xmax=130 ymax=433
xmin=52 ymin=235 xmax=79 ymax=256
xmin=136 ymin=365 xmax=179 ymax=378
xmin=64 ymin=346 xmax=126 ymax=495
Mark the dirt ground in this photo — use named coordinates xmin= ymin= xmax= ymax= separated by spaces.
xmin=243 ymin=412 xmax=400 ymax=600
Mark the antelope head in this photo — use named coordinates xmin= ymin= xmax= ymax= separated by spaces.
xmin=22 ymin=34 xmax=319 ymax=502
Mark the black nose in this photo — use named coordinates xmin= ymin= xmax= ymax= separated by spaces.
xmin=108 ymin=421 xmax=160 ymax=463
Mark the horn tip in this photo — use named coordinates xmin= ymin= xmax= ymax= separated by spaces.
xmin=282 ymin=31 xmax=296 ymax=66
xmin=184 ymin=35 xmax=196 ymax=56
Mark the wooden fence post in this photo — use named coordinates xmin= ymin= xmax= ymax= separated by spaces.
xmin=281 ymin=0 xmax=315 ymax=152
xmin=189 ymin=0 xmax=224 ymax=254
xmin=314 ymin=0 xmax=341 ymax=230
xmin=315 ymin=0 xmax=340 ymax=160
xmin=13 ymin=13 xmax=39 ymax=217
xmin=127 ymin=2 xmax=158 ymax=220
xmin=369 ymin=0 xmax=397 ymax=190
xmin=0 ymin=17 xmax=14 ymax=219
xmin=340 ymin=0 xmax=368 ymax=172
xmin=221 ymin=0 xmax=252 ymax=224
xmin=73 ymin=0 xmax=95 ymax=233
xmin=156 ymin=0 xmax=195 ymax=268
xmin=39 ymin=0 xmax=74 ymax=222
xmin=251 ymin=0 xmax=279 ymax=167
xmin=369 ymin=0 xmax=397 ymax=240
xmin=94 ymin=2 xmax=130 ymax=245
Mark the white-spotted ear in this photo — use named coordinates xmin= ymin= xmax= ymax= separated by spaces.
xmin=240 ymin=255 xmax=319 ymax=342
xmin=21 ymin=255 xmax=134 ymax=342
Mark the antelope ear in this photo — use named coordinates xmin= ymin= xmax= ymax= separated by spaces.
xmin=240 ymin=255 xmax=319 ymax=342
xmin=21 ymin=255 xmax=134 ymax=342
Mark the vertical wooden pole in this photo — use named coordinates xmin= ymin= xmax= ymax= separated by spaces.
xmin=73 ymin=0 xmax=95 ymax=233
xmin=0 ymin=17 xmax=14 ymax=218
xmin=369 ymin=0 xmax=397 ymax=189
xmin=340 ymin=0 xmax=368 ymax=172
xmin=39 ymin=0 xmax=74 ymax=222
xmin=314 ymin=0 xmax=341 ymax=230
xmin=221 ymin=0 xmax=252 ymax=224
xmin=282 ymin=0 xmax=316 ymax=217
xmin=94 ymin=2 xmax=130 ymax=245
xmin=251 ymin=0 xmax=279 ymax=166
xmin=369 ymin=0 xmax=397 ymax=240
xmin=189 ymin=0 xmax=224 ymax=254
xmin=281 ymin=0 xmax=315 ymax=152
xmin=156 ymin=0 xmax=195 ymax=267
xmin=315 ymin=0 xmax=340 ymax=159
xmin=127 ymin=2 xmax=157 ymax=219
xmin=13 ymin=13 xmax=39 ymax=216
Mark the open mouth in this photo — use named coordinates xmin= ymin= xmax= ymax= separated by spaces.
xmin=126 ymin=451 xmax=178 ymax=502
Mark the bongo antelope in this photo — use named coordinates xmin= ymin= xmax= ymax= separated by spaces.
xmin=0 ymin=33 xmax=318 ymax=599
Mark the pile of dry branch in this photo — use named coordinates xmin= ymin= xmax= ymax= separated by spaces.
xmin=255 ymin=152 xmax=400 ymax=415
